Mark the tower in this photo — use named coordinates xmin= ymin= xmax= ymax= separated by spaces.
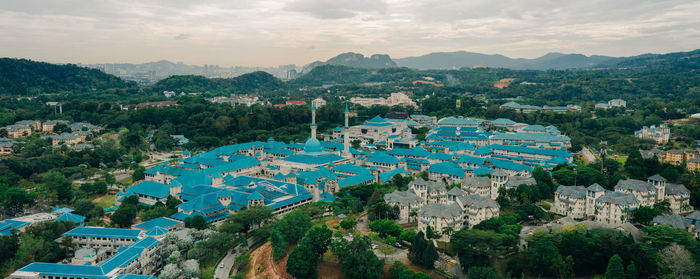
xmin=585 ymin=183 xmax=605 ymax=216
xmin=311 ymin=102 xmax=317 ymax=139
xmin=490 ymin=169 xmax=508 ymax=199
xmin=343 ymin=103 xmax=351 ymax=158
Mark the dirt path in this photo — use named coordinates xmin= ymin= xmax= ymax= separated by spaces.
xmin=247 ymin=242 xmax=292 ymax=279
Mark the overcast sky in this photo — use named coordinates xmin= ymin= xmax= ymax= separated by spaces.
xmin=1 ymin=0 xmax=699 ymax=67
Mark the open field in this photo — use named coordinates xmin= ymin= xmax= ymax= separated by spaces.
xmin=93 ymin=195 xmax=116 ymax=208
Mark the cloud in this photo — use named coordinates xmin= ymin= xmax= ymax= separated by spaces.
xmin=173 ymin=33 xmax=191 ymax=40
xmin=285 ymin=0 xmax=387 ymax=19
xmin=0 ymin=0 xmax=698 ymax=66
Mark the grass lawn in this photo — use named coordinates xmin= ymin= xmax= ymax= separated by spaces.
xmin=93 ymin=195 xmax=116 ymax=209
xmin=614 ymin=155 xmax=628 ymax=164
xmin=117 ymin=176 xmax=133 ymax=186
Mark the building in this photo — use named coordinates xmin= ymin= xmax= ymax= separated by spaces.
xmin=500 ymin=102 xmax=580 ymax=114
xmin=69 ymin=122 xmax=103 ymax=133
xmin=5 ymin=124 xmax=32 ymax=138
xmin=135 ymin=101 xmax=177 ymax=109
xmin=42 ymin=120 xmax=70 ymax=133
xmin=312 ymin=97 xmax=327 ymax=108
xmin=350 ymin=92 xmax=417 ymax=108
xmin=554 ymin=174 xmax=693 ymax=224
xmin=385 ymin=178 xmax=499 ymax=240
xmin=8 ymin=227 xmax=164 ymax=279
xmin=206 ymin=95 xmax=262 ymax=106
xmin=42 ymin=131 xmax=90 ymax=146
xmin=554 ymin=184 xmax=638 ymax=225
xmin=0 ymin=138 xmax=14 ymax=155
xmin=635 ymin=124 xmax=670 ymax=144
xmin=596 ymin=99 xmax=627 ymax=109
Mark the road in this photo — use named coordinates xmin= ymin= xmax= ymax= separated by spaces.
xmin=215 ymin=247 xmax=239 ymax=279
xmin=215 ymin=238 xmax=257 ymax=279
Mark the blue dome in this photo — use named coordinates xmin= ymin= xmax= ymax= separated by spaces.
xmin=304 ymin=137 xmax=323 ymax=153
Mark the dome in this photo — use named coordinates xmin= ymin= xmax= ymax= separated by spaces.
xmin=303 ymin=137 xmax=323 ymax=154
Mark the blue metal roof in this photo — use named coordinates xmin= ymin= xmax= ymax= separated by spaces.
xmin=123 ymin=181 xmax=170 ymax=199
xmin=57 ymin=213 xmax=86 ymax=224
xmin=63 ymin=227 xmax=141 ymax=239
xmin=134 ymin=217 xmax=182 ymax=231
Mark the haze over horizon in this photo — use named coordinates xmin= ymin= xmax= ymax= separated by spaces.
xmin=1 ymin=0 xmax=699 ymax=67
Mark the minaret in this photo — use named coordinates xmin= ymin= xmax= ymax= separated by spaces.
xmin=343 ymin=103 xmax=351 ymax=158
xmin=311 ymin=102 xmax=317 ymax=139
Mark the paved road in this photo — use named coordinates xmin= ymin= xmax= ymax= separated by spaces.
xmin=215 ymin=247 xmax=239 ymax=279
xmin=215 ymin=238 xmax=257 ymax=279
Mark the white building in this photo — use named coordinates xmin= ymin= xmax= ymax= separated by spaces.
xmin=554 ymin=175 xmax=692 ymax=225
xmin=385 ymin=178 xmax=499 ymax=240
xmin=635 ymin=124 xmax=670 ymax=144
xmin=350 ymin=92 xmax=417 ymax=108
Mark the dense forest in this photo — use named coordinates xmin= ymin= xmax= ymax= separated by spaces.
xmin=0 ymin=58 xmax=135 ymax=96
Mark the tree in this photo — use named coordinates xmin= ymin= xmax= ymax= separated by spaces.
xmin=605 ymin=254 xmax=625 ymax=279
xmin=625 ymin=150 xmax=645 ymax=179
xmin=110 ymin=204 xmax=137 ymax=228
xmin=467 ymin=267 xmax=500 ymax=279
xmin=300 ymin=225 xmax=333 ymax=256
xmin=286 ymin=244 xmax=318 ymax=279
xmin=631 ymin=206 xmax=661 ymax=225
xmin=43 ymin=171 xmax=73 ymax=203
xmin=420 ymin=240 xmax=438 ymax=269
xmin=336 ymin=235 xmax=384 ymax=279
xmin=659 ymin=243 xmax=696 ymax=278
xmin=105 ymin=173 xmax=116 ymax=185
xmin=529 ymin=238 xmax=560 ymax=276
xmin=225 ymin=205 xmax=273 ymax=231
xmin=185 ymin=215 xmax=208 ymax=230
xmin=369 ymin=219 xmax=403 ymax=238
xmin=409 ymin=231 xmax=427 ymax=266
xmin=132 ymin=165 xmax=146 ymax=181
xmin=0 ymin=184 xmax=34 ymax=213
xmin=167 ymin=250 xmax=181 ymax=264
xmin=552 ymin=256 xmax=575 ymax=279
xmin=158 ymin=263 xmax=181 ymax=279
xmin=625 ymin=262 xmax=637 ymax=279
xmin=183 ymin=259 xmax=200 ymax=279
xmin=276 ymin=210 xmax=312 ymax=243
xmin=340 ymin=216 xmax=357 ymax=230
xmin=270 ymin=227 xmax=288 ymax=260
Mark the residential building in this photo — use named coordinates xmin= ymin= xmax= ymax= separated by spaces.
xmin=0 ymin=138 xmax=14 ymax=155
xmin=635 ymin=124 xmax=670 ymax=144
xmin=350 ymin=92 xmax=417 ymax=108
xmin=554 ymin=174 xmax=693 ymax=224
xmin=42 ymin=120 xmax=70 ymax=133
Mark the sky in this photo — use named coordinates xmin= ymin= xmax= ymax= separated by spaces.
xmin=1 ymin=0 xmax=699 ymax=67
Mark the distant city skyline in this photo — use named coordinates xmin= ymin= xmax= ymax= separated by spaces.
xmin=1 ymin=0 xmax=699 ymax=67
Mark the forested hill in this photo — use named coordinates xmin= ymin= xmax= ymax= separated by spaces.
xmin=0 ymin=58 xmax=132 ymax=95
xmin=609 ymin=49 xmax=700 ymax=69
xmin=147 ymin=71 xmax=283 ymax=94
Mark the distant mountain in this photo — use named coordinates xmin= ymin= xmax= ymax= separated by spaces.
xmin=148 ymin=71 xmax=283 ymax=94
xmin=0 ymin=58 xmax=131 ymax=95
xmin=609 ymin=49 xmax=700 ymax=69
xmin=394 ymin=51 xmax=629 ymax=70
xmin=81 ymin=60 xmax=298 ymax=84
xmin=303 ymin=52 xmax=396 ymax=72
